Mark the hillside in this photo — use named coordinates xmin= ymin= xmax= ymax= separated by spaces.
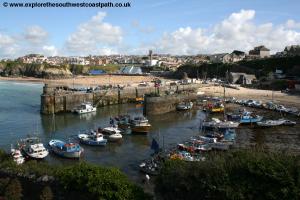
xmin=173 ymin=56 xmax=300 ymax=80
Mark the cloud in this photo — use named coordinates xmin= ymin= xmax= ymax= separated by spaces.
xmin=285 ymin=19 xmax=300 ymax=29
xmin=65 ymin=12 xmax=122 ymax=55
xmin=152 ymin=9 xmax=300 ymax=54
xmin=23 ymin=25 xmax=48 ymax=44
xmin=42 ymin=45 xmax=58 ymax=56
xmin=0 ymin=26 xmax=57 ymax=58
xmin=131 ymin=20 xmax=155 ymax=34
xmin=0 ymin=33 xmax=19 ymax=58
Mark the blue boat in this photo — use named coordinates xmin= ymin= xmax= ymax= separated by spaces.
xmin=49 ymin=139 xmax=83 ymax=159
xmin=239 ymin=112 xmax=263 ymax=124
xmin=78 ymin=132 xmax=108 ymax=146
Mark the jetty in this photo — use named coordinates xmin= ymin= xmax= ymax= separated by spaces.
xmin=40 ymin=83 xmax=201 ymax=114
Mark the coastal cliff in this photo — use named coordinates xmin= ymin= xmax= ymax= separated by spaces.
xmin=0 ymin=62 xmax=72 ymax=79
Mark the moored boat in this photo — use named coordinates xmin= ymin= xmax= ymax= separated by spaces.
xmin=176 ymin=102 xmax=193 ymax=111
xmin=239 ymin=112 xmax=263 ymax=124
xmin=11 ymin=145 xmax=25 ymax=165
xmin=279 ymin=119 xmax=297 ymax=126
xmin=130 ymin=116 xmax=151 ymax=134
xmin=257 ymin=120 xmax=285 ymax=127
xmin=202 ymin=118 xmax=240 ymax=130
xmin=49 ymin=139 xmax=83 ymax=158
xmin=100 ymin=127 xmax=123 ymax=142
xmin=20 ymin=137 xmax=49 ymax=159
xmin=74 ymin=102 xmax=96 ymax=114
xmin=78 ymin=132 xmax=107 ymax=146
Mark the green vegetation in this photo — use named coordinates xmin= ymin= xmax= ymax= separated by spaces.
xmin=174 ymin=56 xmax=300 ymax=80
xmin=0 ymin=150 xmax=151 ymax=200
xmin=0 ymin=61 xmax=122 ymax=78
xmin=89 ymin=64 xmax=121 ymax=73
xmin=155 ymin=150 xmax=300 ymax=200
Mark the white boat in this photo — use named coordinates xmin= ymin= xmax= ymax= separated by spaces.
xmin=202 ymin=118 xmax=240 ymax=130
xmin=101 ymin=127 xmax=123 ymax=142
xmin=20 ymin=137 xmax=49 ymax=159
xmin=78 ymin=132 xmax=107 ymax=146
xmin=279 ymin=119 xmax=297 ymax=126
xmin=74 ymin=102 xmax=96 ymax=114
xmin=257 ymin=120 xmax=285 ymax=127
xmin=11 ymin=145 xmax=25 ymax=165
xmin=176 ymin=102 xmax=193 ymax=111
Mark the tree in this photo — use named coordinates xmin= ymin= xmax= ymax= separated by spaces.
xmin=4 ymin=178 xmax=22 ymax=200
xmin=40 ymin=186 xmax=53 ymax=200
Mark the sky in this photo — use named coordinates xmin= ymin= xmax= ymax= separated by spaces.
xmin=0 ymin=0 xmax=300 ymax=58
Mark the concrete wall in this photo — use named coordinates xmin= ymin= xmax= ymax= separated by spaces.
xmin=40 ymin=83 xmax=201 ymax=114
xmin=143 ymin=93 xmax=198 ymax=115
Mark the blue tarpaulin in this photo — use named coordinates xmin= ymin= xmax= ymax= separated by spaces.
xmin=89 ymin=69 xmax=106 ymax=75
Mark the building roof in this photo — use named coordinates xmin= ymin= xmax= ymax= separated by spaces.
xmin=230 ymin=72 xmax=256 ymax=80
xmin=254 ymin=45 xmax=270 ymax=51
xmin=119 ymin=66 xmax=142 ymax=74
xmin=231 ymin=50 xmax=245 ymax=56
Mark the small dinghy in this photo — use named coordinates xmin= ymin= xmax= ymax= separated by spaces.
xmin=78 ymin=132 xmax=107 ymax=146
xmin=257 ymin=120 xmax=285 ymax=127
xmin=279 ymin=119 xmax=297 ymax=126
xmin=202 ymin=118 xmax=240 ymax=130
xmin=176 ymin=102 xmax=193 ymax=111
xmin=101 ymin=126 xmax=123 ymax=142
xmin=11 ymin=145 xmax=25 ymax=165
xmin=49 ymin=139 xmax=83 ymax=158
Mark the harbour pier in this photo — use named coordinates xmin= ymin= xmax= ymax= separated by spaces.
xmin=40 ymin=83 xmax=201 ymax=114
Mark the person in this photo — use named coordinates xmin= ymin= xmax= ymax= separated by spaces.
xmin=145 ymin=174 xmax=150 ymax=183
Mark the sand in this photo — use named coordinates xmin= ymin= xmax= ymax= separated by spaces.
xmin=0 ymin=75 xmax=156 ymax=87
xmin=199 ymin=85 xmax=300 ymax=108
xmin=1 ymin=76 xmax=300 ymax=108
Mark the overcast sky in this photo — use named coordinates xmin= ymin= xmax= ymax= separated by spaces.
xmin=1 ymin=0 xmax=300 ymax=58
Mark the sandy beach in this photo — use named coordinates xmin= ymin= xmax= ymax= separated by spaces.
xmin=0 ymin=75 xmax=156 ymax=87
xmin=200 ymin=85 xmax=300 ymax=108
xmin=1 ymin=76 xmax=300 ymax=108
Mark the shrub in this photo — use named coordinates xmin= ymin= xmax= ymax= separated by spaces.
xmin=4 ymin=178 xmax=22 ymax=200
xmin=40 ymin=186 xmax=53 ymax=200
xmin=57 ymin=162 xmax=150 ymax=200
xmin=155 ymin=150 xmax=300 ymax=200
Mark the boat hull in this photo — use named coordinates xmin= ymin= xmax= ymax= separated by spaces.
xmin=79 ymin=139 xmax=107 ymax=146
xmin=131 ymin=125 xmax=151 ymax=134
xmin=51 ymin=149 xmax=83 ymax=158
xmin=240 ymin=116 xmax=263 ymax=124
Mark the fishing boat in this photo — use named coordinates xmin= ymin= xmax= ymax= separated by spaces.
xmin=100 ymin=127 xmax=123 ymax=142
xmin=130 ymin=116 xmax=151 ymax=134
xmin=11 ymin=145 xmax=25 ymax=165
xmin=239 ymin=112 xmax=263 ymax=124
xmin=257 ymin=120 xmax=285 ymax=127
xmin=20 ymin=137 xmax=49 ymax=159
xmin=78 ymin=132 xmax=107 ymax=146
xmin=202 ymin=118 xmax=240 ymax=130
xmin=114 ymin=115 xmax=132 ymax=133
xmin=176 ymin=102 xmax=193 ymax=111
xmin=48 ymin=139 xmax=83 ymax=158
xmin=74 ymin=102 xmax=96 ymax=114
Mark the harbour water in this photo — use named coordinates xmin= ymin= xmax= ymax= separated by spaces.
xmin=0 ymin=81 xmax=204 ymax=181
xmin=1 ymin=81 xmax=300 ymax=182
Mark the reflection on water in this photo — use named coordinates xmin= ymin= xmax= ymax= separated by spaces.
xmin=1 ymin=81 xmax=300 ymax=181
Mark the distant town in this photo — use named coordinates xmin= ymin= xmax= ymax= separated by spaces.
xmin=2 ymin=44 xmax=300 ymax=71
